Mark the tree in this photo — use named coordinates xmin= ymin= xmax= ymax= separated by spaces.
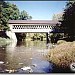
xmin=51 ymin=13 xmax=64 ymax=43
xmin=52 ymin=13 xmax=63 ymax=21
xmin=60 ymin=1 xmax=75 ymax=41
xmin=0 ymin=1 xmax=32 ymax=31
xmin=8 ymin=3 xmax=20 ymax=20
xmin=0 ymin=1 xmax=8 ymax=30
xmin=0 ymin=1 xmax=20 ymax=31
xmin=19 ymin=10 xmax=32 ymax=20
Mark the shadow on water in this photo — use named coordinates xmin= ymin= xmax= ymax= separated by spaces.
xmin=0 ymin=40 xmax=53 ymax=73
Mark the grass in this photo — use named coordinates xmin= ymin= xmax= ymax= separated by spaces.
xmin=47 ymin=40 xmax=75 ymax=69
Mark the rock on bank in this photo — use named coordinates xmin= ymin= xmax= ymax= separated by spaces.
xmin=6 ymin=31 xmax=17 ymax=42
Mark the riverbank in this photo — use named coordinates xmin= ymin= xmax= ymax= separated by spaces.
xmin=47 ymin=40 xmax=75 ymax=72
xmin=0 ymin=37 xmax=11 ymax=46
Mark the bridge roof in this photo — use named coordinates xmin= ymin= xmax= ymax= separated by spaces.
xmin=8 ymin=20 xmax=60 ymax=25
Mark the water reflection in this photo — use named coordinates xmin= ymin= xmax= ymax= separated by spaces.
xmin=0 ymin=40 xmax=53 ymax=73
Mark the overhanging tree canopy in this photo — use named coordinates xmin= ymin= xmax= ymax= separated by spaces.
xmin=0 ymin=1 xmax=32 ymax=31
xmin=60 ymin=1 xmax=75 ymax=41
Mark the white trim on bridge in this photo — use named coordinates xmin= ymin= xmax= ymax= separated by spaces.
xmin=12 ymin=29 xmax=52 ymax=33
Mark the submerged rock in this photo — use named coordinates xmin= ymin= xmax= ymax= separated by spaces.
xmin=21 ymin=66 xmax=33 ymax=73
xmin=19 ymin=63 xmax=23 ymax=65
xmin=30 ymin=58 xmax=33 ymax=60
xmin=5 ymin=69 xmax=17 ymax=73
xmin=0 ymin=61 xmax=4 ymax=64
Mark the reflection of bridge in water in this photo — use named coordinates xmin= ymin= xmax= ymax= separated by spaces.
xmin=8 ymin=20 xmax=60 ymax=43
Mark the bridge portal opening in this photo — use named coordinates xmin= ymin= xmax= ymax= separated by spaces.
xmin=15 ymin=32 xmax=50 ymax=42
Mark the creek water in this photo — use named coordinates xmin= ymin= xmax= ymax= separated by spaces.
xmin=0 ymin=40 xmax=53 ymax=73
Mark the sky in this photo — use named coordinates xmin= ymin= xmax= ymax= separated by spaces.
xmin=8 ymin=1 xmax=67 ymax=20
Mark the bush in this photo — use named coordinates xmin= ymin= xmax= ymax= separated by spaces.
xmin=47 ymin=41 xmax=75 ymax=68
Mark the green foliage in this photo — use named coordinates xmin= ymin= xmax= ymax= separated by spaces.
xmin=61 ymin=1 xmax=75 ymax=41
xmin=0 ymin=37 xmax=11 ymax=46
xmin=0 ymin=1 xmax=20 ymax=31
xmin=50 ymin=33 xmax=61 ymax=43
xmin=52 ymin=12 xmax=64 ymax=43
xmin=52 ymin=13 xmax=63 ymax=21
xmin=0 ymin=1 xmax=32 ymax=31
xmin=0 ymin=1 xmax=7 ymax=30
xmin=19 ymin=10 xmax=32 ymax=20
xmin=33 ymin=33 xmax=46 ymax=38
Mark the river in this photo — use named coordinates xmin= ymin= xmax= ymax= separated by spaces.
xmin=0 ymin=40 xmax=53 ymax=73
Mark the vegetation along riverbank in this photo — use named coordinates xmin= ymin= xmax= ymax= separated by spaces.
xmin=0 ymin=37 xmax=11 ymax=46
xmin=46 ymin=40 xmax=75 ymax=72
